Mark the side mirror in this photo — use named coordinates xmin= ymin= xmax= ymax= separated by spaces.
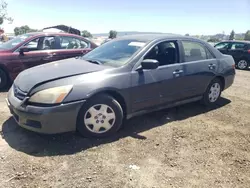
xmin=140 ymin=59 xmax=159 ymax=70
xmin=19 ymin=46 xmax=29 ymax=55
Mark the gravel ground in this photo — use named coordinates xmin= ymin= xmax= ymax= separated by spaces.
xmin=0 ymin=70 xmax=250 ymax=188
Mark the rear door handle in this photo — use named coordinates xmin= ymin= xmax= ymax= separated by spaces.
xmin=208 ymin=64 xmax=216 ymax=67
xmin=208 ymin=64 xmax=216 ymax=70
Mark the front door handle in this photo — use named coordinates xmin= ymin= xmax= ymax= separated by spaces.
xmin=173 ymin=70 xmax=183 ymax=74
xmin=173 ymin=70 xmax=183 ymax=77
xmin=43 ymin=53 xmax=56 ymax=60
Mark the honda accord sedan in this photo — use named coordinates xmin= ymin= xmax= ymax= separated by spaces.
xmin=6 ymin=34 xmax=235 ymax=137
xmin=0 ymin=32 xmax=97 ymax=89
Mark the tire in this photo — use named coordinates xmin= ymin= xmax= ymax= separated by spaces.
xmin=236 ymin=59 xmax=249 ymax=70
xmin=0 ymin=69 xmax=8 ymax=90
xmin=76 ymin=94 xmax=124 ymax=138
xmin=202 ymin=78 xmax=222 ymax=106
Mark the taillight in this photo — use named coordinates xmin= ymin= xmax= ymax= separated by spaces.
xmin=232 ymin=64 xmax=235 ymax=69
xmin=248 ymin=49 xmax=250 ymax=54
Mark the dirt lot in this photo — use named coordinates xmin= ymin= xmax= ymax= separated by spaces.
xmin=0 ymin=70 xmax=250 ymax=188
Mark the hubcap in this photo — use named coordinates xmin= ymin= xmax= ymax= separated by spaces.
xmin=208 ymin=83 xmax=221 ymax=102
xmin=238 ymin=60 xmax=248 ymax=69
xmin=84 ymin=104 xmax=116 ymax=134
xmin=0 ymin=77 xmax=1 ymax=84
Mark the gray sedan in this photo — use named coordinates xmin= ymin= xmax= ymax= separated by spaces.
xmin=6 ymin=34 xmax=236 ymax=137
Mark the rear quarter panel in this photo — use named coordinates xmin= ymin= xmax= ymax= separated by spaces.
xmin=217 ymin=54 xmax=236 ymax=90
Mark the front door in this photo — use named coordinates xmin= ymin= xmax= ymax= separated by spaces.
xmin=130 ymin=40 xmax=183 ymax=112
xmin=214 ymin=42 xmax=231 ymax=55
xmin=130 ymin=69 xmax=161 ymax=112
xmin=14 ymin=36 xmax=60 ymax=69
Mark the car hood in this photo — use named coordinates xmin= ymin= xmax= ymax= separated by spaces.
xmin=14 ymin=58 xmax=110 ymax=92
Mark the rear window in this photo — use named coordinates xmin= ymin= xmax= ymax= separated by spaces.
xmin=230 ymin=43 xmax=246 ymax=50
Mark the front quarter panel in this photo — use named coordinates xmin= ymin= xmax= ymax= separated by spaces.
xmin=66 ymin=71 xmax=131 ymax=102
xmin=32 ymin=68 xmax=131 ymax=105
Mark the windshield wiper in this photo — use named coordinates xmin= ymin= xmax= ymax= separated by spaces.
xmin=85 ymin=59 xmax=102 ymax=65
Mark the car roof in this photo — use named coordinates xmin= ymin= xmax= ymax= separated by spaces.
xmin=220 ymin=40 xmax=250 ymax=44
xmin=25 ymin=32 xmax=83 ymax=37
xmin=116 ymin=34 xmax=200 ymax=42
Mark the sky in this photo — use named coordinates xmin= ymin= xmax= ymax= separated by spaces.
xmin=2 ymin=0 xmax=250 ymax=35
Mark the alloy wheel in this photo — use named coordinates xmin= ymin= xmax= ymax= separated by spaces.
xmin=237 ymin=60 xmax=248 ymax=70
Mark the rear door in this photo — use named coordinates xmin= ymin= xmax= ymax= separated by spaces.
xmin=226 ymin=42 xmax=247 ymax=62
xmin=178 ymin=40 xmax=217 ymax=98
xmin=55 ymin=36 xmax=92 ymax=60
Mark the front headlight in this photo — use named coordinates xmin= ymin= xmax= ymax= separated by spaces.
xmin=29 ymin=85 xmax=73 ymax=104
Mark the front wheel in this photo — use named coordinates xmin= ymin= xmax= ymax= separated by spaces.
xmin=76 ymin=94 xmax=124 ymax=138
xmin=202 ymin=78 xmax=222 ymax=106
xmin=236 ymin=59 xmax=249 ymax=70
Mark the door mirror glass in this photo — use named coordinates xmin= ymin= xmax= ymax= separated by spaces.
xmin=19 ymin=46 xmax=29 ymax=54
xmin=141 ymin=59 xmax=159 ymax=70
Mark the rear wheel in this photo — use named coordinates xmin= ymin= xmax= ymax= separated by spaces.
xmin=236 ymin=59 xmax=249 ymax=70
xmin=0 ymin=69 xmax=8 ymax=90
xmin=77 ymin=94 xmax=123 ymax=138
xmin=202 ymin=78 xmax=222 ymax=106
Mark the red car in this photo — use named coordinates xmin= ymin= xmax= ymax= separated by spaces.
xmin=0 ymin=32 xmax=97 ymax=89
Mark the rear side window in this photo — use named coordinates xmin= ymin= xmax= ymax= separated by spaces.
xmin=182 ymin=41 xmax=214 ymax=62
xmin=230 ymin=43 xmax=246 ymax=50
xmin=59 ymin=36 xmax=89 ymax=49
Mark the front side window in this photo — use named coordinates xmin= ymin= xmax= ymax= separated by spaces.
xmin=82 ymin=39 xmax=146 ymax=67
xmin=144 ymin=41 xmax=178 ymax=66
xmin=24 ymin=38 xmax=39 ymax=51
xmin=0 ymin=33 xmax=36 ymax=50
xmin=230 ymin=43 xmax=246 ymax=50
xmin=23 ymin=36 xmax=57 ymax=51
xmin=59 ymin=36 xmax=88 ymax=49
xmin=214 ymin=42 xmax=230 ymax=49
xmin=182 ymin=41 xmax=213 ymax=62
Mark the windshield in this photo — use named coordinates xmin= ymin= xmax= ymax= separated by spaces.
xmin=82 ymin=39 xmax=146 ymax=67
xmin=0 ymin=33 xmax=35 ymax=50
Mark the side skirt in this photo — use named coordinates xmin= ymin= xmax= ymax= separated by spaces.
xmin=126 ymin=96 xmax=203 ymax=119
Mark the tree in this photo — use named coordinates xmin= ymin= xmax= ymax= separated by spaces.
xmin=0 ymin=0 xmax=13 ymax=25
xmin=244 ymin=30 xmax=250 ymax=41
xmin=81 ymin=30 xmax=92 ymax=38
xmin=229 ymin=30 xmax=235 ymax=40
xmin=109 ymin=30 xmax=117 ymax=39
xmin=185 ymin=33 xmax=190 ymax=36
xmin=207 ymin=38 xmax=220 ymax=43
xmin=14 ymin=25 xmax=38 ymax=36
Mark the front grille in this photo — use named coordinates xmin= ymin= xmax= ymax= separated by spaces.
xmin=13 ymin=85 xmax=27 ymax=101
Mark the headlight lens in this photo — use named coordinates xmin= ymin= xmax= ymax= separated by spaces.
xmin=29 ymin=85 xmax=73 ymax=104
